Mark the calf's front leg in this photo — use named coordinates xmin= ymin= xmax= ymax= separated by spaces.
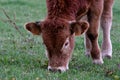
xmin=86 ymin=0 xmax=104 ymax=64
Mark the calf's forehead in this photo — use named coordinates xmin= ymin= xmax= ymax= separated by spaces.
xmin=41 ymin=20 xmax=71 ymax=49
xmin=41 ymin=21 xmax=70 ymax=41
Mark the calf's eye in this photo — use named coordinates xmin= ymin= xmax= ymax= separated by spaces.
xmin=63 ymin=37 xmax=70 ymax=49
xmin=65 ymin=42 xmax=69 ymax=46
xmin=61 ymin=37 xmax=70 ymax=52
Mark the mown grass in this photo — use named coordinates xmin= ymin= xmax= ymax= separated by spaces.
xmin=0 ymin=0 xmax=120 ymax=80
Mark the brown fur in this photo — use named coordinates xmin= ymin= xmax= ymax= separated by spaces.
xmin=46 ymin=0 xmax=91 ymax=20
xmin=25 ymin=0 xmax=114 ymax=72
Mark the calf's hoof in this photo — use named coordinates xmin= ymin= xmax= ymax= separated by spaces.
xmin=102 ymin=50 xmax=112 ymax=59
xmin=85 ymin=51 xmax=91 ymax=57
xmin=93 ymin=58 xmax=104 ymax=65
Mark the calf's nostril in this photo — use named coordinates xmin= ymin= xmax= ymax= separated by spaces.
xmin=58 ymin=69 xmax=62 ymax=73
xmin=48 ymin=68 xmax=62 ymax=73
xmin=48 ymin=68 xmax=57 ymax=72
xmin=48 ymin=68 xmax=52 ymax=71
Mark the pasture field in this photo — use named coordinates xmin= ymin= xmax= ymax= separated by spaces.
xmin=0 ymin=0 xmax=120 ymax=80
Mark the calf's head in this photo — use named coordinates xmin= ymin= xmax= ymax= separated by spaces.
xmin=25 ymin=19 xmax=89 ymax=72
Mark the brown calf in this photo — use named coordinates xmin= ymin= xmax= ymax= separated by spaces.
xmin=25 ymin=0 xmax=114 ymax=72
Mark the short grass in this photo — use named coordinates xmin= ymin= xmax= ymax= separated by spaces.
xmin=0 ymin=0 xmax=120 ymax=80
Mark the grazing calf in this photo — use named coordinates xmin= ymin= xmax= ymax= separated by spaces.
xmin=25 ymin=0 xmax=114 ymax=72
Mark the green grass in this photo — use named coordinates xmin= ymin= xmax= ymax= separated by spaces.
xmin=0 ymin=0 xmax=120 ymax=80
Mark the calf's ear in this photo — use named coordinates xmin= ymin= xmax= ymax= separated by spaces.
xmin=25 ymin=22 xmax=41 ymax=35
xmin=70 ymin=21 xmax=89 ymax=36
